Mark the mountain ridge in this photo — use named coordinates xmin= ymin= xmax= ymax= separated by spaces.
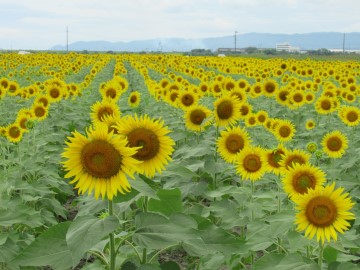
xmin=51 ymin=32 xmax=360 ymax=52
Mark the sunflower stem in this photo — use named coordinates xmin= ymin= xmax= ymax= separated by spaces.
xmin=251 ymin=181 xmax=255 ymax=220
xmin=142 ymin=248 xmax=147 ymax=264
xmin=108 ymin=200 xmax=116 ymax=270
xmin=318 ymin=241 xmax=324 ymax=269
xmin=143 ymin=195 xmax=148 ymax=212
xmin=277 ymin=177 xmax=281 ymax=213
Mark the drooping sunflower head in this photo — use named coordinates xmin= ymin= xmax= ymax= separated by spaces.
xmin=293 ymin=183 xmax=355 ymax=243
xmin=184 ymin=104 xmax=212 ymax=132
xmin=321 ymin=130 xmax=348 ymax=159
xmin=217 ymin=125 xmax=252 ymax=164
xmin=115 ymin=114 xmax=175 ymax=178
xmin=236 ymin=146 xmax=268 ymax=181
xmin=282 ymin=163 xmax=326 ymax=198
xmin=214 ymin=95 xmax=242 ymax=127
xmin=62 ymin=124 xmax=142 ymax=200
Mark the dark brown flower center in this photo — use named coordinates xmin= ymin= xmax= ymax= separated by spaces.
xmin=190 ymin=109 xmax=206 ymax=125
xmin=243 ymin=154 xmax=261 ymax=172
xmin=217 ymin=100 xmax=233 ymax=120
xmin=81 ymin=140 xmax=122 ymax=178
xmin=293 ymin=173 xmax=315 ymax=194
xmin=226 ymin=134 xmax=245 ymax=153
xmin=127 ymin=128 xmax=160 ymax=161
xmin=306 ymin=196 xmax=337 ymax=227
xmin=326 ymin=136 xmax=342 ymax=151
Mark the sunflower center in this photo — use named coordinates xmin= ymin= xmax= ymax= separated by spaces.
xmin=98 ymin=107 xmax=114 ymax=121
xmin=240 ymin=105 xmax=249 ymax=116
xmin=34 ymin=106 xmax=46 ymax=117
xmin=50 ymin=88 xmax=60 ymax=99
xmin=181 ymin=94 xmax=194 ymax=106
xmin=243 ymin=154 xmax=261 ymax=172
xmin=294 ymin=173 xmax=315 ymax=194
xmin=190 ymin=109 xmax=206 ymax=125
xmin=265 ymin=83 xmax=276 ymax=93
xmin=170 ymin=92 xmax=178 ymax=101
xmin=9 ymin=126 xmax=21 ymax=139
xmin=269 ymin=149 xmax=284 ymax=168
xmin=321 ymin=100 xmax=331 ymax=110
xmin=19 ymin=118 xmax=28 ymax=129
xmin=286 ymin=155 xmax=305 ymax=168
xmin=130 ymin=95 xmax=137 ymax=103
xmin=293 ymin=93 xmax=303 ymax=103
xmin=38 ymin=97 xmax=49 ymax=107
xmin=127 ymin=128 xmax=160 ymax=161
xmin=258 ymin=115 xmax=266 ymax=123
xmin=217 ymin=100 xmax=233 ymax=119
xmin=81 ymin=140 xmax=122 ymax=178
xmin=279 ymin=91 xmax=289 ymax=101
xmin=226 ymin=134 xmax=244 ymax=153
xmin=306 ymin=196 xmax=337 ymax=227
xmin=106 ymin=88 xmax=117 ymax=98
xmin=347 ymin=111 xmax=358 ymax=122
xmin=326 ymin=137 xmax=342 ymax=151
xmin=279 ymin=126 xmax=291 ymax=138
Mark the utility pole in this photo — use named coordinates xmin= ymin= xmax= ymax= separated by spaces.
xmin=66 ymin=26 xmax=69 ymax=52
xmin=234 ymin=30 xmax=238 ymax=53
xmin=342 ymin=33 xmax=345 ymax=53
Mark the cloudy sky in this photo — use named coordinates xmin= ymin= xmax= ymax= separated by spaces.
xmin=1 ymin=0 xmax=359 ymax=50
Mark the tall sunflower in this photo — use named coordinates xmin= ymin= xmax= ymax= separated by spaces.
xmin=5 ymin=123 xmax=24 ymax=143
xmin=184 ymin=104 xmax=212 ymax=132
xmin=236 ymin=146 xmax=268 ymax=181
xmin=177 ymin=90 xmax=198 ymax=110
xmin=115 ymin=114 xmax=175 ymax=178
xmin=62 ymin=124 xmax=141 ymax=200
xmin=214 ymin=95 xmax=242 ymax=127
xmin=217 ymin=125 xmax=252 ymax=164
xmin=264 ymin=144 xmax=288 ymax=176
xmin=293 ymin=183 xmax=355 ymax=243
xmin=282 ymin=163 xmax=326 ymax=198
xmin=321 ymin=130 xmax=348 ymax=158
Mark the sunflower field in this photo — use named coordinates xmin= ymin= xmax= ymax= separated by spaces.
xmin=0 ymin=52 xmax=359 ymax=270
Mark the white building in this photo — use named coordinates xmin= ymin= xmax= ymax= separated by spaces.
xmin=275 ymin=43 xmax=300 ymax=53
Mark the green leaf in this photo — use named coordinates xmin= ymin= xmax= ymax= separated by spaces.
xmin=130 ymin=175 xmax=158 ymax=199
xmin=161 ymin=163 xmax=198 ymax=180
xmin=138 ymin=264 xmax=162 ymax=270
xmin=66 ymin=215 xmax=119 ymax=266
xmin=253 ymin=253 xmax=285 ymax=270
xmin=160 ymin=261 xmax=181 ymax=270
xmin=10 ymin=222 xmax=73 ymax=270
xmin=113 ymin=187 xmax=140 ymax=203
xmin=323 ymin=245 xmax=338 ymax=264
xmin=148 ymin=188 xmax=183 ymax=216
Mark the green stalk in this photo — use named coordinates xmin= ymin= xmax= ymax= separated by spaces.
xmin=108 ymin=200 xmax=116 ymax=270
xmin=318 ymin=241 xmax=324 ymax=269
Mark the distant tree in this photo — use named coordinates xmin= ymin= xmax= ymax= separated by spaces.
xmin=244 ymin=47 xmax=258 ymax=54
xmin=263 ymin=49 xmax=277 ymax=55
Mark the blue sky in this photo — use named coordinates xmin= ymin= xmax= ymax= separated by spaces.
xmin=1 ymin=0 xmax=359 ymax=50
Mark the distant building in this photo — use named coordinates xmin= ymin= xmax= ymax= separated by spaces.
xmin=275 ymin=43 xmax=300 ymax=52
xmin=18 ymin=51 xmax=31 ymax=55
xmin=217 ymin=48 xmax=245 ymax=53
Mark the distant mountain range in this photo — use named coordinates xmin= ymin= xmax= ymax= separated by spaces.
xmin=51 ymin=32 xmax=360 ymax=52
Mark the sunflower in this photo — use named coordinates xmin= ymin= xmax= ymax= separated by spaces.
xmin=236 ymin=146 xmax=268 ymax=181
xmin=217 ymin=125 xmax=252 ymax=163
xmin=305 ymin=119 xmax=316 ymax=130
xmin=321 ymin=130 xmax=348 ymax=159
xmin=262 ymin=79 xmax=278 ymax=97
xmin=128 ymin=91 xmax=141 ymax=108
xmin=244 ymin=114 xmax=258 ymax=127
xmin=293 ymin=183 xmax=355 ymax=243
xmin=62 ymin=124 xmax=141 ymax=200
xmin=5 ymin=123 xmax=24 ymax=143
xmin=272 ymin=119 xmax=296 ymax=142
xmin=282 ymin=163 xmax=326 ymax=198
xmin=264 ymin=144 xmax=288 ymax=176
xmin=45 ymin=83 xmax=64 ymax=103
xmin=177 ymin=91 xmax=198 ymax=110
xmin=100 ymin=82 xmax=123 ymax=101
xmin=184 ymin=104 xmax=212 ymax=132
xmin=213 ymin=95 xmax=242 ymax=127
xmin=31 ymin=103 xmax=49 ymax=121
xmin=239 ymin=103 xmax=252 ymax=119
xmin=338 ymin=106 xmax=360 ymax=127
xmin=276 ymin=87 xmax=290 ymax=106
xmin=288 ymin=90 xmax=306 ymax=108
xmin=315 ymin=96 xmax=337 ymax=115
xmin=255 ymin=110 xmax=268 ymax=125
xmin=280 ymin=148 xmax=311 ymax=170
xmin=115 ymin=114 xmax=175 ymax=178
xmin=90 ymin=99 xmax=121 ymax=125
